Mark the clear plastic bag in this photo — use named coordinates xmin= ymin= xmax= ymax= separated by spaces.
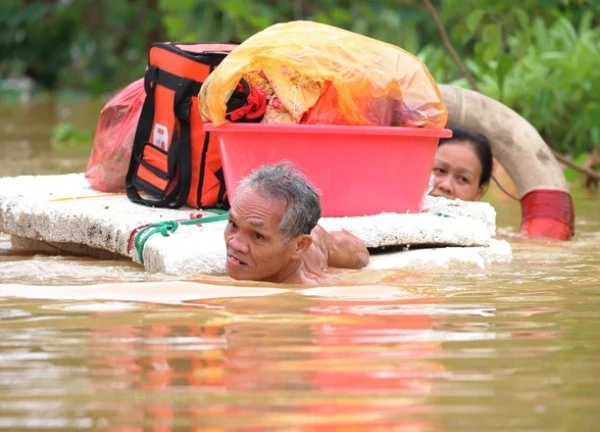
xmin=200 ymin=21 xmax=447 ymax=128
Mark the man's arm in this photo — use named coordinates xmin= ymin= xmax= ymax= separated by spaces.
xmin=314 ymin=225 xmax=370 ymax=269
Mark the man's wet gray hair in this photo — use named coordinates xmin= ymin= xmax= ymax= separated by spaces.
xmin=237 ymin=162 xmax=321 ymax=242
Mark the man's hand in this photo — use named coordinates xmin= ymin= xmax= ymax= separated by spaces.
xmin=317 ymin=226 xmax=369 ymax=269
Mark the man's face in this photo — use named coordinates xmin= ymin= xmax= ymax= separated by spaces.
xmin=224 ymin=187 xmax=299 ymax=282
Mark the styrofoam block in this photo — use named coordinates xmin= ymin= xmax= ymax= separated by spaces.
xmin=10 ymin=235 xmax=121 ymax=259
xmin=367 ymin=239 xmax=512 ymax=271
xmin=0 ymin=173 xmax=510 ymax=275
xmin=422 ymin=194 xmax=497 ymax=236
xmin=139 ymin=222 xmax=228 ymax=275
xmin=319 ymin=211 xmax=491 ymax=248
xmin=0 ymin=173 xmax=211 ymax=256
xmin=140 ymin=234 xmax=511 ymax=276
xmin=139 ymin=211 xmax=496 ymax=274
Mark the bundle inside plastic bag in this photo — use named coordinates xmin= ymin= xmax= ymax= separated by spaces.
xmin=200 ymin=21 xmax=447 ymax=128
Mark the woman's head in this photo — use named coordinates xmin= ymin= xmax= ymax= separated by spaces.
xmin=430 ymin=127 xmax=493 ymax=201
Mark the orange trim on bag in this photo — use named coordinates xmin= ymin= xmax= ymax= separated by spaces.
xmin=141 ymin=144 xmax=169 ymax=174
xmin=137 ymin=165 xmax=169 ymax=191
xmin=150 ymin=47 xmax=211 ymax=82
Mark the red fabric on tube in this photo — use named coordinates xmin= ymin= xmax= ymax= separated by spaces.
xmin=520 ymin=190 xmax=575 ymax=240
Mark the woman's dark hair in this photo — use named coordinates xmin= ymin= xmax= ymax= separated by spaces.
xmin=439 ymin=127 xmax=493 ymax=187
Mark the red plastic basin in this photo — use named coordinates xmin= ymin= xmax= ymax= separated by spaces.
xmin=204 ymin=123 xmax=452 ymax=217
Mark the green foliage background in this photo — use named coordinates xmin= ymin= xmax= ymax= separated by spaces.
xmin=1 ymin=0 xmax=599 ymax=154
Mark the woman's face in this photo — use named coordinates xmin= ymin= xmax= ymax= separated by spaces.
xmin=430 ymin=141 xmax=484 ymax=201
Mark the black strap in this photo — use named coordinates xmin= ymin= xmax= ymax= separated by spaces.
xmin=152 ymin=42 xmax=233 ymax=66
xmin=214 ymin=167 xmax=230 ymax=210
xmin=172 ymin=83 xmax=193 ymax=208
xmin=126 ymin=66 xmax=160 ymax=206
xmin=125 ymin=66 xmax=188 ymax=208
xmin=155 ymin=69 xmax=202 ymax=96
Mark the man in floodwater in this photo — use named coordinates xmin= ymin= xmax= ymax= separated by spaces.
xmin=224 ymin=163 xmax=370 ymax=284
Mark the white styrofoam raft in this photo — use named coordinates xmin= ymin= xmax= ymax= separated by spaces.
xmin=0 ymin=173 xmax=511 ymax=275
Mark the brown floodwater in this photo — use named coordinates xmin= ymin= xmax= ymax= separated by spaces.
xmin=0 ymin=99 xmax=599 ymax=431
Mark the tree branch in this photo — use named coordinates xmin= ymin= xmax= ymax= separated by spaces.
xmin=421 ymin=0 xmax=600 ymax=187
xmin=553 ymin=152 xmax=600 ymax=181
xmin=421 ymin=0 xmax=481 ymax=92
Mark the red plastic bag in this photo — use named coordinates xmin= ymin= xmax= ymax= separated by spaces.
xmin=85 ymin=79 xmax=144 ymax=192
xmin=301 ymin=80 xmax=439 ymax=126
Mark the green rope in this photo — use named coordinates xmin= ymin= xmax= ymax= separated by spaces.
xmin=133 ymin=209 xmax=228 ymax=264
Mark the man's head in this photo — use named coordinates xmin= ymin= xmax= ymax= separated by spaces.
xmin=224 ymin=162 xmax=321 ymax=282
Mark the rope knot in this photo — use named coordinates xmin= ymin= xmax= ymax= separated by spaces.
xmin=155 ymin=220 xmax=179 ymax=236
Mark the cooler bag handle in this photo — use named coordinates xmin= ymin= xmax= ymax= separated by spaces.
xmin=126 ymin=66 xmax=199 ymax=208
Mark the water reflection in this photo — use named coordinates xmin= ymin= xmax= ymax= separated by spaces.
xmin=5 ymin=259 xmax=600 ymax=431
xmin=0 ymin=293 xmax=451 ymax=430
xmin=0 ymin=286 xmax=576 ymax=431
